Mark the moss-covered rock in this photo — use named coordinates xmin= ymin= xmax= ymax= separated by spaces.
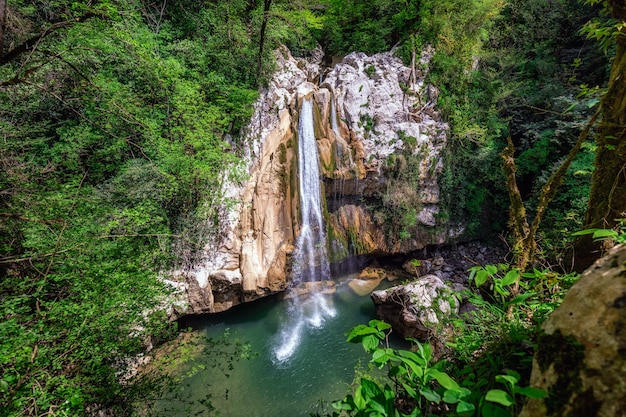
xmin=520 ymin=244 xmax=626 ymax=417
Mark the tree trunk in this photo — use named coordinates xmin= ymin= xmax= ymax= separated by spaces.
xmin=574 ymin=3 xmax=626 ymax=271
xmin=256 ymin=0 xmax=272 ymax=82
xmin=0 ymin=0 xmax=6 ymax=63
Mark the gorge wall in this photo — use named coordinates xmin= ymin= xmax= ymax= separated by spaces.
xmin=173 ymin=46 xmax=457 ymax=316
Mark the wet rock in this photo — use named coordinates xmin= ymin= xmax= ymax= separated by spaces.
xmin=283 ymin=280 xmax=336 ymax=299
xmin=520 ymin=244 xmax=626 ymax=417
xmin=359 ymin=266 xmax=387 ymax=280
xmin=349 ymin=278 xmax=385 ymax=296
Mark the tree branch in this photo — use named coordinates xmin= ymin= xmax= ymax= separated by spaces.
xmin=0 ymin=212 xmax=63 ymax=225
xmin=0 ymin=12 xmax=101 ymax=66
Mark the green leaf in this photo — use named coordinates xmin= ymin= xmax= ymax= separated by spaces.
xmin=564 ymin=102 xmax=577 ymax=113
xmin=397 ymin=349 xmax=428 ymax=368
xmin=500 ymin=269 xmax=519 ymax=286
xmin=419 ymin=388 xmax=441 ymax=403
xmin=592 ymin=229 xmax=617 ymax=240
xmin=485 ymin=389 xmax=514 ymax=407
xmin=514 ymin=386 xmax=548 ymax=399
xmin=370 ymin=319 xmax=392 ymax=331
xmin=332 ymin=399 xmax=354 ymax=411
xmin=347 ymin=324 xmax=379 ymax=341
xmin=571 ymin=228 xmax=600 ymax=236
xmin=485 ymin=265 xmax=498 ymax=275
xmin=363 ymin=334 xmax=380 ymax=353
xmin=361 ymin=378 xmax=383 ymax=400
xmin=474 ymin=270 xmax=488 ymax=286
xmin=427 ymin=369 xmax=460 ymax=390
xmin=402 ymin=382 xmax=417 ymax=398
xmin=417 ymin=342 xmax=432 ymax=363
xmin=505 ymin=291 xmax=536 ymax=306
xmin=443 ymin=387 xmax=471 ymax=404
xmin=495 ymin=374 xmax=518 ymax=389
xmin=354 ymin=385 xmax=366 ymax=409
xmin=456 ymin=400 xmax=476 ymax=414
xmin=372 ymin=348 xmax=391 ymax=365
xmin=396 ymin=355 xmax=424 ymax=378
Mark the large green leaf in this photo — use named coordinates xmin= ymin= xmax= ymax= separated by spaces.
xmin=427 ymin=369 xmax=460 ymax=391
xmin=500 ymin=269 xmax=520 ymax=286
xmin=514 ymin=386 xmax=548 ymax=399
xmin=361 ymin=378 xmax=384 ymax=400
xmin=419 ymin=388 xmax=441 ymax=403
xmin=474 ymin=270 xmax=489 ymax=286
xmin=347 ymin=324 xmax=379 ymax=341
xmin=456 ymin=400 xmax=476 ymax=414
xmin=485 ymin=389 xmax=514 ymax=407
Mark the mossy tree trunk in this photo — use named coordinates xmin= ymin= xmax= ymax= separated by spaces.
xmin=574 ymin=1 xmax=626 ymax=270
xmin=0 ymin=0 xmax=6 ymax=63
xmin=502 ymin=106 xmax=599 ymax=273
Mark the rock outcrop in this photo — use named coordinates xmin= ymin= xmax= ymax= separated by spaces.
xmin=173 ymin=45 xmax=455 ymax=316
xmin=371 ymin=275 xmax=459 ymax=341
xmin=519 ymin=244 xmax=626 ymax=417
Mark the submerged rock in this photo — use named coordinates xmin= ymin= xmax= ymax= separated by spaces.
xmin=283 ymin=280 xmax=336 ymax=299
xmin=349 ymin=278 xmax=385 ymax=297
xmin=520 ymin=244 xmax=626 ymax=417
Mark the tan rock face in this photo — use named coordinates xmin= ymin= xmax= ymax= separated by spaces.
xmin=520 ymin=244 xmax=626 ymax=417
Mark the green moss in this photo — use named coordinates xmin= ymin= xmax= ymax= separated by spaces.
xmin=536 ymin=329 xmax=585 ymax=415
xmin=290 ymin=155 xmax=298 ymax=200
xmin=326 ymin=223 xmax=349 ymax=262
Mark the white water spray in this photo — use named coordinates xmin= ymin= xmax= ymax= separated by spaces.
xmin=273 ymin=97 xmax=336 ymax=364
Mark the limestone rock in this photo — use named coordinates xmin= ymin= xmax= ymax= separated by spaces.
xmin=349 ymin=278 xmax=384 ymax=297
xmin=359 ymin=266 xmax=387 ymax=280
xmin=520 ymin=244 xmax=626 ymax=417
xmin=284 ymin=280 xmax=336 ymax=299
xmin=175 ymin=45 xmax=456 ymax=316
xmin=371 ymin=275 xmax=459 ymax=340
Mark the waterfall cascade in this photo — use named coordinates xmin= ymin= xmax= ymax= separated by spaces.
xmin=273 ymin=97 xmax=336 ymax=363
xmin=292 ymin=97 xmax=331 ymax=283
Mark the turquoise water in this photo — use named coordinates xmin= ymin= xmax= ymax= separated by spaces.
xmin=170 ymin=274 xmax=390 ymax=417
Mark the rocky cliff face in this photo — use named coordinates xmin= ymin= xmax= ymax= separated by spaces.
xmin=173 ymin=46 xmax=455 ymax=316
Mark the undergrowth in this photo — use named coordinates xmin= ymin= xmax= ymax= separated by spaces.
xmin=312 ymin=264 xmax=579 ymax=417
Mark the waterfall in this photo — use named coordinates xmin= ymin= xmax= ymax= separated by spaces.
xmin=273 ymin=97 xmax=336 ymax=364
xmin=292 ymin=97 xmax=331 ymax=283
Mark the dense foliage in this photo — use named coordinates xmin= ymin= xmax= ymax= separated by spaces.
xmin=1 ymin=0 xmax=621 ymax=415
xmin=0 ymin=0 xmax=313 ymax=415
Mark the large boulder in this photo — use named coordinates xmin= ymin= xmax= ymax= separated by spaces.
xmin=371 ymin=275 xmax=459 ymax=340
xmin=520 ymin=244 xmax=626 ymax=417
